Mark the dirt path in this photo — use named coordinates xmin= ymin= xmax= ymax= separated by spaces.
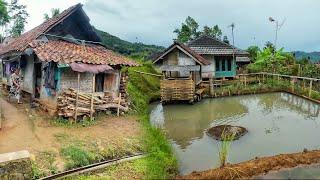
xmin=0 ymin=98 xmax=141 ymax=173
xmin=177 ymin=150 xmax=320 ymax=179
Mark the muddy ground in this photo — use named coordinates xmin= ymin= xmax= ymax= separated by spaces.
xmin=0 ymin=98 xmax=141 ymax=175
xmin=178 ymin=149 xmax=320 ymax=179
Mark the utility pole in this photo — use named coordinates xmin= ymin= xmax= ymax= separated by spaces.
xmin=268 ymin=17 xmax=285 ymax=50
xmin=228 ymin=23 xmax=235 ymax=73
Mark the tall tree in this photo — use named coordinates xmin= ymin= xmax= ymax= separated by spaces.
xmin=202 ymin=25 xmax=222 ymax=38
xmin=0 ymin=0 xmax=9 ymax=42
xmin=174 ymin=16 xmax=223 ymax=43
xmin=174 ymin=16 xmax=199 ymax=43
xmin=0 ymin=0 xmax=9 ymax=26
xmin=7 ymin=0 xmax=29 ymax=38
xmin=44 ymin=8 xmax=60 ymax=21
xmin=246 ymin=46 xmax=260 ymax=62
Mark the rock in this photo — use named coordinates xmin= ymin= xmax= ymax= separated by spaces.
xmin=206 ymin=125 xmax=248 ymax=141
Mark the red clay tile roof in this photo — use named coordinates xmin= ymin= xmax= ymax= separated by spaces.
xmin=29 ymin=40 xmax=137 ymax=66
xmin=153 ymin=41 xmax=211 ymax=66
xmin=0 ymin=4 xmax=82 ymax=56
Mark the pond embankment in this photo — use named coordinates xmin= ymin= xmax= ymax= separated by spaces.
xmin=178 ymin=149 xmax=320 ymax=179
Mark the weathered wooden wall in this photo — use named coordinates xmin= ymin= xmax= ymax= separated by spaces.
xmin=201 ymin=54 xmax=215 ymax=78
xmin=160 ymin=78 xmax=195 ymax=102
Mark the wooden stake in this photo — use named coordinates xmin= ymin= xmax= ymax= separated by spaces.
xmin=209 ymin=77 xmax=213 ymax=97
xmin=74 ymin=73 xmax=80 ymax=121
xmin=309 ymin=80 xmax=313 ymax=98
xmin=117 ymin=93 xmax=121 ymax=117
xmin=90 ymin=74 xmax=95 ymax=121
xmin=244 ymin=76 xmax=247 ymax=87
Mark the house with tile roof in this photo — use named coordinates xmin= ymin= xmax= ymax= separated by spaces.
xmin=154 ymin=35 xmax=250 ymax=80
xmin=0 ymin=4 xmax=136 ymax=103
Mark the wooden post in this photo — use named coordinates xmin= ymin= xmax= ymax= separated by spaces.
xmin=262 ymin=73 xmax=265 ymax=83
xmin=309 ymin=80 xmax=313 ymax=98
xmin=209 ymin=76 xmax=213 ymax=97
xmin=291 ymin=77 xmax=295 ymax=92
xmin=74 ymin=73 xmax=80 ymax=121
xmin=277 ymin=74 xmax=280 ymax=83
xmin=90 ymin=74 xmax=95 ymax=121
xmin=117 ymin=93 xmax=121 ymax=117
xmin=244 ymin=76 xmax=247 ymax=87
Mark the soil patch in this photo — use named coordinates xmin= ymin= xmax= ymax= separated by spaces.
xmin=177 ymin=149 xmax=320 ymax=179
xmin=206 ymin=125 xmax=247 ymax=140
xmin=0 ymin=98 xmax=141 ymax=175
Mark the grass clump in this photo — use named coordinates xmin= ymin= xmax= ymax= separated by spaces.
xmin=61 ymin=145 xmax=95 ymax=169
xmin=218 ymin=132 xmax=235 ymax=167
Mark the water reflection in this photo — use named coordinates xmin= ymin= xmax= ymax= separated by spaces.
xmin=151 ymin=98 xmax=248 ymax=149
xmin=150 ymin=93 xmax=320 ymax=175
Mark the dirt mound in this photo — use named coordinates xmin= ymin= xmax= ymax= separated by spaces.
xmin=177 ymin=149 xmax=320 ymax=180
xmin=206 ymin=125 xmax=247 ymax=140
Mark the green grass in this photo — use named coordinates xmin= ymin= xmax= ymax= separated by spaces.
xmin=61 ymin=145 xmax=96 ymax=169
xmin=125 ymin=62 xmax=178 ymax=179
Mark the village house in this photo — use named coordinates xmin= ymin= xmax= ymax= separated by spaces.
xmin=0 ymin=4 xmax=136 ymax=117
xmin=153 ymin=35 xmax=250 ymax=103
xmin=154 ymin=35 xmax=250 ymax=80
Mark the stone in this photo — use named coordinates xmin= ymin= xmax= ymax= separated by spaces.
xmin=207 ymin=125 xmax=248 ymax=141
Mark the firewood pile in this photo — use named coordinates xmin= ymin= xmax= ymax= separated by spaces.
xmin=57 ymin=88 xmax=129 ymax=118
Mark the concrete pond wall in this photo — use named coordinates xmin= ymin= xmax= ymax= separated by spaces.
xmin=0 ymin=150 xmax=31 ymax=180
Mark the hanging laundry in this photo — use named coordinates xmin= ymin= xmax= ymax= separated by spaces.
xmin=43 ymin=62 xmax=56 ymax=89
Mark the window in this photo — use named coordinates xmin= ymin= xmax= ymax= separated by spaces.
xmin=222 ymin=59 xmax=226 ymax=71
xmin=216 ymin=59 xmax=220 ymax=71
xmin=227 ymin=59 xmax=232 ymax=71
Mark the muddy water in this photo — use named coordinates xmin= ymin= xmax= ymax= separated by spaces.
xmin=150 ymin=92 xmax=320 ymax=175
xmin=254 ymin=164 xmax=320 ymax=179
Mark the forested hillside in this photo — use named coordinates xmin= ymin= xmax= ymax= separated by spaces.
xmin=293 ymin=51 xmax=320 ymax=63
xmin=96 ymin=29 xmax=165 ymax=60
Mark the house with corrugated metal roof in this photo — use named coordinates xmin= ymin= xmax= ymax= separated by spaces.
xmin=0 ymin=4 xmax=136 ymax=106
xmin=154 ymin=35 xmax=250 ymax=79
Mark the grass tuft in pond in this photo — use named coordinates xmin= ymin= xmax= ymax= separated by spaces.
xmin=218 ymin=130 xmax=236 ymax=167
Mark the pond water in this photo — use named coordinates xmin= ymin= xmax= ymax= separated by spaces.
xmin=254 ymin=164 xmax=320 ymax=179
xmin=149 ymin=92 xmax=320 ymax=175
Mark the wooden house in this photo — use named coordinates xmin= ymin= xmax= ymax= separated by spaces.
xmin=153 ymin=35 xmax=250 ymax=103
xmin=154 ymin=35 xmax=250 ymax=80
xmin=0 ymin=4 xmax=136 ymax=114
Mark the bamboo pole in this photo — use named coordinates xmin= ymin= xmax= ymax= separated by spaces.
xmin=309 ymin=80 xmax=313 ymax=98
xmin=117 ymin=93 xmax=121 ymax=117
xmin=74 ymin=73 xmax=80 ymax=121
xmin=90 ymin=74 xmax=95 ymax=121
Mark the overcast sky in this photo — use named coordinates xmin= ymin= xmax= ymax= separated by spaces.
xmin=21 ymin=0 xmax=320 ymax=52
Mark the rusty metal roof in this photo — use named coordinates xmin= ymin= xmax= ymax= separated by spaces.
xmin=29 ymin=40 xmax=137 ymax=66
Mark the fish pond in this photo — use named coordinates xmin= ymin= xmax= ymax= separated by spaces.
xmin=150 ymin=92 xmax=320 ymax=175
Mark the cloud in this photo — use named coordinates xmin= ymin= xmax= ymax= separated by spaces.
xmin=23 ymin=0 xmax=320 ymax=51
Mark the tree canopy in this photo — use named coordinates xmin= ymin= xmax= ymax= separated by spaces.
xmin=0 ymin=0 xmax=29 ymax=39
xmin=174 ymin=16 xmax=224 ymax=43
xmin=44 ymin=8 xmax=60 ymax=21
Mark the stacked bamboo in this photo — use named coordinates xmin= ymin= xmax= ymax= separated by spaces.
xmin=57 ymin=88 xmax=128 ymax=118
